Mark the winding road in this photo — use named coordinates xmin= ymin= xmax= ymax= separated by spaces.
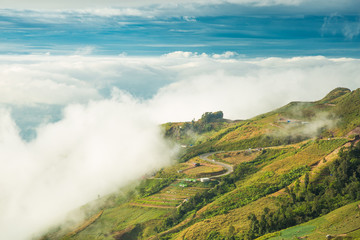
xmin=198 ymin=136 xmax=354 ymax=179
xmin=199 ymin=152 xmax=234 ymax=178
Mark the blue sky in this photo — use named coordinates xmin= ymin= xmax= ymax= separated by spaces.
xmin=0 ymin=1 xmax=359 ymax=57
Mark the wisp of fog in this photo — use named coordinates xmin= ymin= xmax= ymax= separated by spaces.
xmin=0 ymin=91 xmax=177 ymax=240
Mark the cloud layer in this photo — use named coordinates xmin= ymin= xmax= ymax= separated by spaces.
xmin=0 ymin=0 xmax=317 ymax=9
xmin=0 ymin=95 xmax=176 ymax=240
xmin=1 ymin=54 xmax=359 ymax=121
xmin=1 ymin=0 xmax=359 ymax=12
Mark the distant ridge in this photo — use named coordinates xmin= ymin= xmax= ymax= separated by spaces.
xmin=317 ymin=87 xmax=351 ymax=104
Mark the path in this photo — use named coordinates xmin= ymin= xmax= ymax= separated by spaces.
xmin=199 ymin=152 xmax=233 ymax=178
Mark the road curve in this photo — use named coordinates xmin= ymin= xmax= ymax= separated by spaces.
xmin=199 ymin=152 xmax=233 ymax=178
xmin=198 ymin=136 xmax=352 ymax=179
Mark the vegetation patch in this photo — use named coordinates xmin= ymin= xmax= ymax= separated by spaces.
xmin=213 ymin=150 xmax=261 ymax=165
xmin=244 ymin=144 xmax=360 ymax=239
xmin=131 ymin=181 xmax=210 ymax=209
xmin=64 ymin=210 xmax=104 ymax=239
xmin=271 ymin=225 xmax=315 ymax=239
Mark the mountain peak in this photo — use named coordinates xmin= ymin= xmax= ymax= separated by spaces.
xmin=318 ymin=87 xmax=351 ymax=104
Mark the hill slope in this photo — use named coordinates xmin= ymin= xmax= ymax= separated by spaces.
xmin=261 ymin=200 xmax=360 ymax=240
xmin=42 ymin=88 xmax=360 ymax=240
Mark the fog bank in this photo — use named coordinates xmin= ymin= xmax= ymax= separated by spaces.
xmin=0 ymin=93 xmax=176 ymax=240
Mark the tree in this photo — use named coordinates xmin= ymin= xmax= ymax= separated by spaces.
xmin=201 ymin=111 xmax=224 ymax=123
xmin=304 ymin=172 xmax=310 ymax=190
xmin=294 ymin=179 xmax=300 ymax=192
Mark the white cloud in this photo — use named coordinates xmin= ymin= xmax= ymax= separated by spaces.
xmin=224 ymin=0 xmax=303 ymax=6
xmin=162 ymin=51 xmax=207 ymax=58
xmin=0 ymin=55 xmax=170 ymax=105
xmin=148 ymin=54 xmax=360 ymax=122
xmin=212 ymin=51 xmax=238 ymax=58
xmin=0 ymin=54 xmax=359 ymax=120
xmin=77 ymin=7 xmax=145 ymax=17
xmin=0 ymin=0 xmax=358 ymax=16
xmin=74 ymin=46 xmax=96 ymax=55
xmin=0 ymin=58 xmax=101 ymax=105
xmin=183 ymin=16 xmax=197 ymax=22
xmin=321 ymin=14 xmax=360 ymax=40
xmin=342 ymin=20 xmax=360 ymax=40
xmin=0 ymin=0 xmax=306 ymax=10
xmin=0 ymin=95 xmax=176 ymax=240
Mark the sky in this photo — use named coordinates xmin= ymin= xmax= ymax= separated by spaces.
xmin=0 ymin=0 xmax=359 ymax=56
xmin=0 ymin=1 xmax=360 ymax=239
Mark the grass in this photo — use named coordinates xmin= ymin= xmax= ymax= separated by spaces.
xmin=164 ymin=139 xmax=350 ymax=240
xmin=66 ymin=137 xmax=348 ymax=240
xmin=67 ymin=205 xmax=169 ymax=240
xmin=183 ymin=164 xmax=224 ymax=177
xmin=270 ymin=225 xmax=316 ymax=240
xmin=131 ymin=181 xmax=210 ymax=209
xmin=266 ymin=200 xmax=360 ymax=240
xmin=155 ymin=157 xmax=226 ymax=178
xmin=334 ymin=89 xmax=360 ymax=136
xmin=133 ymin=200 xmax=180 ymax=207
xmin=213 ymin=150 xmax=261 ymax=165
xmin=205 ymin=139 xmax=347 ymax=213
xmin=215 ymin=119 xmax=273 ymax=145
xmin=179 ymin=113 xmax=308 ymax=161
xmin=173 ymin=196 xmax=278 ymax=240
xmin=181 ymin=157 xmax=226 ymax=177
xmin=259 ymin=139 xmax=348 ymax=175
xmin=195 ymin=147 xmax=298 ymax=214
xmin=63 ymin=210 xmax=104 ymax=239
xmin=316 ymin=87 xmax=351 ymax=105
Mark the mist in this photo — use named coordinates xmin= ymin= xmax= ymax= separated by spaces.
xmin=0 ymin=92 xmax=177 ymax=240
xmin=0 ymin=54 xmax=359 ymax=239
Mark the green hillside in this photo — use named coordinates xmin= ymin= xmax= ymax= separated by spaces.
xmin=42 ymin=88 xmax=360 ymax=240
xmin=177 ymin=87 xmax=355 ymax=161
xmin=260 ymin=200 xmax=360 ymax=240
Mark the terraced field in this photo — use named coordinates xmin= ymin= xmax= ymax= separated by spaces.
xmin=153 ymin=157 xmax=226 ymax=179
xmin=130 ymin=181 xmax=211 ymax=208
xmin=212 ymin=150 xmax=261 ymax=165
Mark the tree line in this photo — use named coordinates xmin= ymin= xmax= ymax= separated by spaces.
xmin=244 ymin=142 xmax=360 ymax=239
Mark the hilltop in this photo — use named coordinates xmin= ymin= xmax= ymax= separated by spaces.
xmin=42 ymin=87 xmax=360 ymax=240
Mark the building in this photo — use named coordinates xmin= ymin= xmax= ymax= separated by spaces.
xmin=200 ymin=178 xmax=210 ymax=182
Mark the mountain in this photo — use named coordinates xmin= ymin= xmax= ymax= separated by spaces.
xmin=42 ymin=87 xmax=360 ymax=240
